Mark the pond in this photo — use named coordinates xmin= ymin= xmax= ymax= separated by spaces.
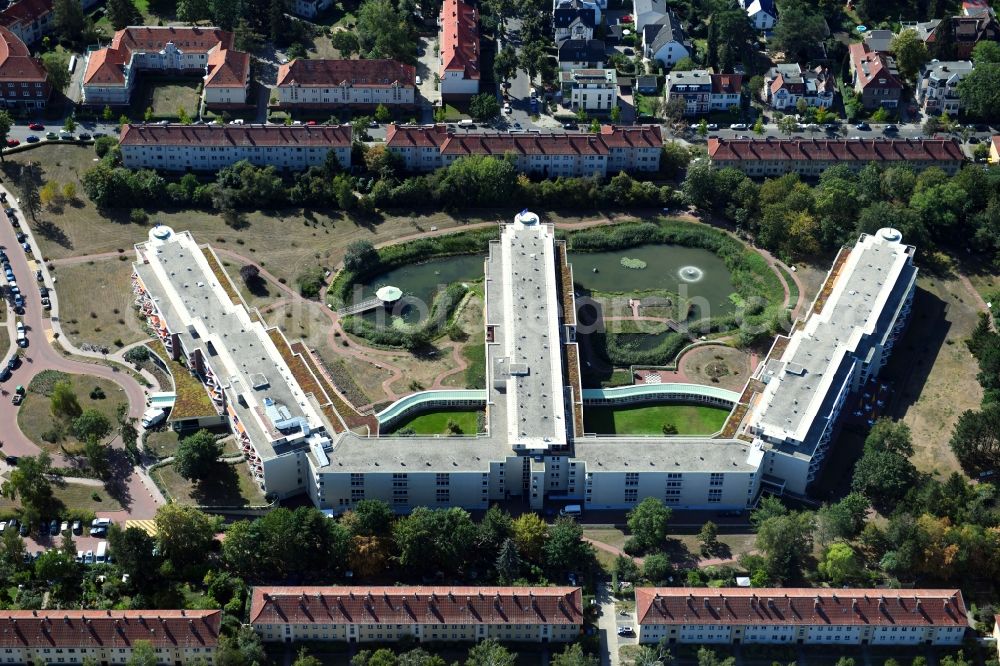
xmin=357 ymin=255 xmax=485 ymax=324
xmin=572 ymin=244 xmax=737 ymax=315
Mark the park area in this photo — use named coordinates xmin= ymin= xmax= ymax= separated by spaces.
xmin=55 ymin=257 xmax=149 ymax=349
xmin=151 ymin=459 xmax=267 ymax=507
xmin=17 ymin=371 xmax=127 ymax=455
xmin=582 ymin=404 xmax=729 ymax=436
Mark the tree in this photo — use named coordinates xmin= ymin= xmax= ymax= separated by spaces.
xmin=611 ymin=105 xmax=622 ymax=122
xmin=83 ymin=436 xmax=110 ymax=478
xmin=493 ymin=46 xmax=518 ymax=85
xmin=53 ymin=0 xmax=86 ymax=44
xmin=543 ymin=516 xmax=592 ymax=573
xmin=1 ymin=453 xmax=54 ymax=524
xmin=816 ymin=493 xmax=870 ymax=545
xmin=293 ymin=649 xmax=323 ymax=666
xmin=959 ymin=63 xmax=1000 ymax=119
xmin=495 ymin=537 xmax=522 ymax=582
xmin=356 ymin=0 xmax=415 ymax=61
xmin=107 ymin=0 xmax=141 ymax=29
xmin=626 ymin=497 xmax=672 ymax=552
xmin=697 ymin=647 xmax=735 ymax=666
xmin=697 ymin=521 xmax=719 ymax=555
xmin=154 ymin=504 xmax=220 ymax=568
xmin=753 ymin=117 xmax=764 ymax=135
xmin=374 ymin=104 xmax=392 ymax=123
xmin=297 ymin=265 xmax=326 ymax=298
xmin=50 ymin=379 xmax=81 ymax=418
xmin=330 ymin=30 xmax=360 ymax=57
xmin=41 ymin=52 xmax=70 ymax=93
xmin=511 ymin=513 xmax=547 ymax=562
xmin=343 ymin=240 xmax=379 ymax=274
xmin=174 ymin=430 xmax=223 ymax=482
xmin=851 ymin=449 xmax=918 ymax=512
xmin=177 ymin=0 xmax=211 ymax=22
xmin=770 ymin=0 xmax=826 ymax=62
xmin=972 ymin=40 xmax=1000 ymax=64
xmin=35 ymin=548 xmax=75 ymax=583
xmin=551 ymin=643 xmax=598 ymax=666
xmin=128 ymin=641 xmax=157 ymax=666
xmin=864 ymin=418 xmax=914 ymax=456
xmin=469 ymin=93 xmax=500 ymax=121
xmin=642 ymin=553 xmax=672 ymax=583
xmin=19 ymin=163 xmax=41 ymax=221
xmin=342 ymin=498 xmax=394 ymax=537
xmin=777 ymin=115 xmax=798 ymax=137
xmin=818 ymin=541 xmax=864 ymax=585
xmin=754 ymin=507 xmax=815 ymax=582
xmin=466 ymin=639 xmax=516 ymax=666
xmin=682 ymin=160 xmax=719 ymax=211
xmin=239 ymin=263 xmax=260 ymax=285
xmin=393 ymin=507 xmax=477 ymax=574
xmin=0 ymin=110 xmax=11 ymax=162
xmin=209 ymin=0 xmax=241 ymax=29
xmin=949 ymin=403 xmax=1000 ymax=476
xmin=890 ymin=29 xmax=929 ymax=81
xmin=614 ymin=554 xmax=640 ymax=582
xmin=72 ymin=409 xmax=112 ymax=441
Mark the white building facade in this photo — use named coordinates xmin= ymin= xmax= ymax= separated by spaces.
xmin=560 ymin=68 xmax=617 ymax=111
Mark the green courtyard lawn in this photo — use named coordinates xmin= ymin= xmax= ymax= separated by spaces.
xmin=17 ymin=371 xmax=128 ymax=455
xmin=128 ymin=76 xmax=202 ymax=120
xmin=582 ymin=403 xmax=729 ymax=436
xmin=388 ymin=408 xmax=481 ymax=435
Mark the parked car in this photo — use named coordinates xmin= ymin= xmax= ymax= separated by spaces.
xmin=60 ymin=520 xmax=69 ymax=533
xmin=72 ymin=520 xmax=82 ymax=535
xmin=78 ymin=133 xmax=91 ymax=140
xmin=45 ymin=132 xmax=57 ymax=140
xmin=562 ymin=122 xmax=577 ymax=130
xmin=0 ymin=366 xmax=10 ymax=382
xmin=855 ymin=122 xmax=870 ymax=130
xmin=84 ymin=550 xmax=94 ymax=564
xmin=49 ymin=519 xmax=59 ymax=536
xmin=729 ymin=123 xmax=748 ymax=130
xmin=25 ymin=135 xmax=39 ymax=143
xmin=415 ymin=75 xmax=422 ymax=85
xmin=5 ymin=139 xmax=18 ymax=147
xmin=27 ymin=122 xmax=43 ymax=130
xmin=93 ymin=132 xmax=106 ymax=139
xmin=617 ymin=626 xmax=634 ymax=636
xmin=883 ymin=124 xmax=898 ymax=133
xmin=39 ymin=286 xmax=48 ymax=297
xmin=969 ymin=135 xmax=981 ymax=144
xmin=707 ymin=123 xmax=719 ymax=131
xmin=18 ymin=522 xmax=28 ymax=536
xmin=35 ymin=269 xmax=42 ymax=282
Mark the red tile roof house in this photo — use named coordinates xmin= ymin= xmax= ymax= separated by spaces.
xmin=0 ymin=25 xmax=49 ymax=110
xmin=118 ymin=123 xmax=353 ymax=172
xmin=438 ymin=0 xmax=480 ymax=99
xmin=707 ymin=137 xmax=965 ymax=178
xmin=0 ymin=0 xmax=53 ymax=45
xmin=249 ymin=586 xmax=584 ymax=644
xmin=275 ymin=58 xmax=416 ymax=109
xmin=384 ymin=123 xmax=662 ymax=176
xmin=81 ymin=26 xmax=250 ymax=110
xmin=849 ymin=42 xmax=904 ymax=111
xmin=0 ymin=609 xmax=222 ymax=665
xmin=636 ymin=588 xmax=969 ymax=646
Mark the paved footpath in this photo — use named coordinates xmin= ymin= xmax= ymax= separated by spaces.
xmin=0 ymin=186 xmax=164 ymax=518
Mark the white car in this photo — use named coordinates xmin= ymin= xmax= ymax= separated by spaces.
xmin=84 ymin=550 xmax=94 ymax=564
xmin=415 ymin=75 xmax=422 ymax=85
xmin=729 ymin=123 xmax=748 ymax=131
xmin=617 ymin=626 xmax=634 ymax=636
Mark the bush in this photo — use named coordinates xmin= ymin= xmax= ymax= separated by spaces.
xmin=123 ymin=346 xmax=150 ymax=364
xmin=93 ymin=135 xmax=117 ymax=158
xmin=296 ymin=266 xmax=326 ymax=298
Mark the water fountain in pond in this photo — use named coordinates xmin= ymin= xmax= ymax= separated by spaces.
xmin=678 ymin=265 xmax=705 ymax=283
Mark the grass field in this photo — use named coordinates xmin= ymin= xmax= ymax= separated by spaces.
xmin=388 ymin=408 xmax=481 ymax=435
xmin=131 ymin=77 xmax=202 ymax=120
xmin=56 ymin=257 xmax=149 ymax=349
xmin=0 ymin=324 xmax=8 ymax=364
xmin=582 ymin=404 xmax=729 ymax=435
xmin=152 ymin=460 xmax=267 ymax=507
xmin=0 ymin=480 xmax=124 ymax=513
xmin=144 ymin=429 xmax=180 ymax=459
xmin=18 ymin=373 xmax=127 ymax=454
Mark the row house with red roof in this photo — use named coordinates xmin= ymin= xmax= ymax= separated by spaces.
xmin=81 ymin=26 xmax=250 ymax=108
xmin=438 ymin=0 xmax=480 ymax=98
xmin=0 ymin=609 xmax=221 ymax=665
xmin=384 ymin=124 xmax=662 ymax=177
xmin=0 ymin=25 xmax=49 ymax=109
xmin=663 ymin=70 xmax=743 ymax=116
xmin=249 ymin=587 xmax=584 ymax=644
xmin=0 ymin=0 xmax=53 ymax=45
xmin=707 ymin=138 xmax=965 ymax=178
xmin=275 ymin=58 xmax=416 ymax=108
xmin=118 ymin=123 xmax=352 ymax=171
xmin=636 ymin=588 xmax=969 ymax=646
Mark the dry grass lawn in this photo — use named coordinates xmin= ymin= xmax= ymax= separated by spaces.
xmin=221 ymin=257 xmax=284 ymax=311
xmin=0 ymin=324 xmax=8 ymax=363
xmin=0 ymin=481 xmax=124 ymax=513
xmin=55 ymin=257 xmax=149 ymax=349
xmin=17 ymin=373 xmax=127 ymax=455
xmin=679 ymin=345 xmax=751 ymax=391
xmin=152 ymin=460 xmax=267 ymax=507
xmin=882 ymin=273 xmax=982 ymax=477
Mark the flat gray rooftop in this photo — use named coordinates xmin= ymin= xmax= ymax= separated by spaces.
xmin=573 ymin=437 xmax=759 ymax=472
xmin=135 ymin=233 xmax=323 ymax=460
xmin=753 ymin=229 xmax=916 ymax=445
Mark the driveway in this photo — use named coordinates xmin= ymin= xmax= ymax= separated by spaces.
xmin=0 ymin=187 xmax=163 ymax=519
xmin=596 ymin=582 xmax=623 ymax=666
xmin=415 ymin=36 xmax=441 ymax=115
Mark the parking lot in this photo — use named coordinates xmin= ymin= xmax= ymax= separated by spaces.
xmin=0 ymin=516 xmax=116 ymax=563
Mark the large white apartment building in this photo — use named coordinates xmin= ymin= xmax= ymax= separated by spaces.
xmin=81 ymin=26 xmax=249 ymax=108
xmin=118 ymin=124 xmax=352 ymax=172
xmin=250 ymin=587 xmax=583 ymax=644
xmin=384 ymin=124 xmax=662 ymax=176
xmin=739 ymin=228 xmax=917 ymax=496
xmin=132 ymin=227 xmax=337 ymax=498
xmin=130 ymin=215 xmax=916 ymax=514
xmin=275 ymin=58 xmax=416 ymax=108
xmin=636 ymin=588 xmax=968 ymax=646
xmin=0 ymin=610 xmax=221 ymax=665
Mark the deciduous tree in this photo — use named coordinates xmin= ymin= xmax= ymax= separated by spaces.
xmin=626 ymin=497 xmax=672 ymax=552
xmin=154 ymin=504 xmax=220 ymax=568
xmin=890 ymin=29 xmax=929 ymax=81
xmin=511 ymin=513 xmax=547 ymax=562
xmin=174 ymin=430 xmax=222 ymax=482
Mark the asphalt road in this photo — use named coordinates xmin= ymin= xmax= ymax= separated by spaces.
xmin=0 ymin=187 xmax=161 ymax=519
xmin=5 ymin=120 xmax=121 ymax=145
